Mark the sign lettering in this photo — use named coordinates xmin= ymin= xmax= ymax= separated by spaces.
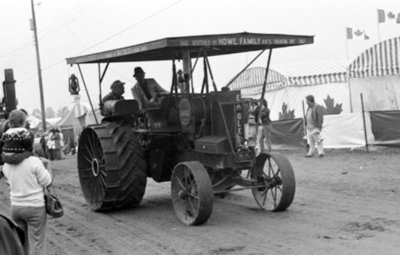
xmin=176 ymin=36 xmax=309 ymax=47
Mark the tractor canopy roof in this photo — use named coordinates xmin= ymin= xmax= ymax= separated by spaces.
xmin=66 ymin=32 xmax=314 ymax=65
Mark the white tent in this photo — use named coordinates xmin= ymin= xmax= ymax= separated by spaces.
xmin=348 ymin=36 xmax=400 ymax=112
xmin=230 ymin=62 xmax=349 ymax=120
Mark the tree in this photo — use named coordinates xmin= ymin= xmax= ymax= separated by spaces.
xmin=57 ymin=106 xmax=70 ymax=118
xmin=32 ymin=109 xmax=41 ymax=119
xmin=45 ymin=107 xmax=56 ymax=118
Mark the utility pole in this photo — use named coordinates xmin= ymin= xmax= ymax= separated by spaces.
xmin=30 ymin=0 xmax=47 ymax=132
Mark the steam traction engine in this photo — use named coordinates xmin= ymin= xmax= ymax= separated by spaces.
xmin=67 ymin=32 xmax=314 ymax=225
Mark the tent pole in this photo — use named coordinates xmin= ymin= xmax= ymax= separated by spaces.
xmin=302 ymin=100 xmax=309 ymax=152
xmin=346 ymin=73 xmax=353 ymax=113
xmin=360 ymin=93 xmax=369 ymax=152
xmin=77 ymin=64 xmax=99 ymax=125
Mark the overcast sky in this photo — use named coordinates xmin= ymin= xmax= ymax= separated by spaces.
xmin=0 ymin=0 xmax=399 ymax=113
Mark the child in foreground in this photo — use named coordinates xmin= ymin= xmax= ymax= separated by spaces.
xmin=1 ymin=110 xmax=52 ymax=255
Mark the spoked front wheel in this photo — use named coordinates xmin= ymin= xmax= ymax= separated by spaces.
xmin=171 ymin=161 xmax=213 ymax=226
xmin=251 ymin=153 xmax=296 ymax=211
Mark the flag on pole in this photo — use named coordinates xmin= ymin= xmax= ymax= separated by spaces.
xmin=346 ymin=27 xmax=353 ymax=39
xmin=378 ymin=9 xmax=400 ymax=24
xmin=346 ymin=27 xmax=370 ymax=40
xmin=363 ymin=31 xmax=370 ymax=40
xmin=387 ymin=12 xmax=396 ymax=19
xmin=378 ymin=9 xmax=386 ymax=23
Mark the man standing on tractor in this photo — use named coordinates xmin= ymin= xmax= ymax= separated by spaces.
xmin=304 ymin=95 xmax=325 ymax=158
xmin=102 ymin=80 xmax=125 ymax=103
xmin=131 ymin=67 xmax=167 ymax=109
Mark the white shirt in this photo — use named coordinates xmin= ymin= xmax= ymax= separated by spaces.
xmin=306 ymin=108 xmax=314 ymax=131
xmin=2 ymin=156 xmax=52 ymax=207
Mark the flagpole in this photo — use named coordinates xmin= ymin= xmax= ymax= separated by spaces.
xmin=377 ymin=9 xmax=382 ymax=42
xmin=345 ymin=38 xmax=349 ymax=60
xmin=377 ymin=23 xmax=381 ymax=42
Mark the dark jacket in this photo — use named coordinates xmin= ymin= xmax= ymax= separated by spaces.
xmin=254 ymin=106 xmax=260 ymax=123
xmin=102 ymin=92 xmax=124 ymax=103
xmin=305 ymin=104 xmax=324 ymax=129
xmin=0 ymin=214 xmax=25 ymax=255
xmin=259 ymin=107 xmax=271 ymax=125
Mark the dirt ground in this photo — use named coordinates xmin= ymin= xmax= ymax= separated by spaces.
xmin=1 ymin=148 xmax=399 ymax=255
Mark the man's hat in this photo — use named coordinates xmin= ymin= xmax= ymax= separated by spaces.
xmin=133 ymin=67 xmax=145 ymax=77
xmin=110 ymin=80 xmax=125 ymax=89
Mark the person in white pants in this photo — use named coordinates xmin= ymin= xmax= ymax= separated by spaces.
xmin=304 ymin=95 xmax=325 ymax=157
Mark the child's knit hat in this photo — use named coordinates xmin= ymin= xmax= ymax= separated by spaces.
xmin=1 ymin=128 xmax=33 ymax=153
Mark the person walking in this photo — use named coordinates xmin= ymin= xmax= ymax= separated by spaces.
xmin=304 ymin=95 xmax=325 ymax=157
xmin=1 ymin=110 xmax=52 ymax=255
xmin=256 ymin=99 xmax=272 ymax=154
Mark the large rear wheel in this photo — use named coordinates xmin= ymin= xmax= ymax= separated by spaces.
xmin=78 ymin=121 xmax=147 ymax=211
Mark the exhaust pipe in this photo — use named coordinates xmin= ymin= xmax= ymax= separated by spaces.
xmin=2 ymin=69 xmax=17 ymax=118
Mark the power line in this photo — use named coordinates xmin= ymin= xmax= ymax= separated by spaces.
xmin=18 ymin=0 xmax=184 ymax=84
xmin=78 ymin=0 xmax=183 ymax=54
xmin=0 ymin=0 xmax=92 ymax=59
xmin=37 ymin=0 xmax=90 ymax=35
xmin=0 ymin=41 xmax=34 ymax=59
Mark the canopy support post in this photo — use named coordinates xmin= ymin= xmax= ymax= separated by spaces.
xmin=170 ymin=59 xmax=178 ymax=96
xmin=189 ymin=49 xmax=203 ymax=93
xmin=204 ymin=54 xmax=218 ymax=91
xmin=260 ymin=49 xmax=273 ymax=100
xmin=98 ymin=62 xmax=110 ymax=111
xmin=182 ymin=51 xmax=191 ymax=94
xmin=201 ymin=56 xmax=209 ymax=95
xmin=78 ymin=64 xmax=99 ymax=125
xmin=98 ymin=63 xmax=102 ymax=111
xmin=99 ymin=62 xmax=110 ymax=84
xmin=225 ymin=49 xmax=266 ymax=88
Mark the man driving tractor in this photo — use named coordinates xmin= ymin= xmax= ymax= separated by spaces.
xmin=131 ymin=67 xmax=167 ymax=109
xmin=102 ymin=80 xmax=125 ymax=103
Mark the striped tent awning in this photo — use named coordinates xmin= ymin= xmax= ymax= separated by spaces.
xmin=229 ymin=67 xmax=286 ymax=97
xmin=349 ymin=37 xmax=400 ymax=78
xmin=229 ymin=62 xmax=348 ymax=97
xmin=276 ymin=61 xmax=348 ymax=86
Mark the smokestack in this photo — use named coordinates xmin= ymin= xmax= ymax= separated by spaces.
xmin=3 ymin=69 xmax=17 ymax=114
